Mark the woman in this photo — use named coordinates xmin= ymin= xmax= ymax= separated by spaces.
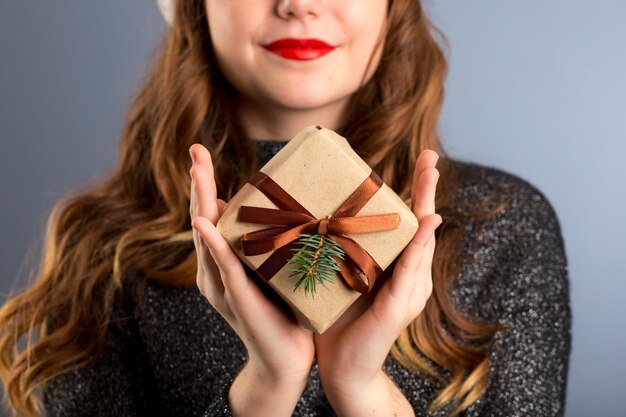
xmin=0 ymin=0 xmax=571 ymax=416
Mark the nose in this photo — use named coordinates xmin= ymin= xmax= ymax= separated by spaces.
xmin=275 ymin=0 xmax=322 ymax=20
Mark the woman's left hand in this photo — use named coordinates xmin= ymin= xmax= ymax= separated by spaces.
xmin=314 ymin=149 xmax=442 ymax=416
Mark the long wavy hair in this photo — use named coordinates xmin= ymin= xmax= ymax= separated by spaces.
xmin=0 ymin=1 xmax=509 ymax=416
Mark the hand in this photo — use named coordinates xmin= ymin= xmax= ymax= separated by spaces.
xmin=313 ymin=149 xmax=442 ymax=415
xmin=188 ymin=144 xmax=314 ymax=415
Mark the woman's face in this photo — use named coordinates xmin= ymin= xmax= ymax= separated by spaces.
xmin=205 ymin=0 xmax=388 ymax=114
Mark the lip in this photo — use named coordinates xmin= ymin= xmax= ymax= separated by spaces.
xmin=263 ymin=38 xmax=335 ymax=61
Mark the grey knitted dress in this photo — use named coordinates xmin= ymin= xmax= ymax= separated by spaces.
xmin=42 ymin=140 xmax=572 ymax=417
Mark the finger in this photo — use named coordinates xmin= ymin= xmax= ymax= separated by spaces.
xmin=389 ymin=213 xmax=442 ymax=299
xmin=192 ymin=226 xmax=225 ymax=298
xmin=361 ymin=213 xmax=438 ymax=335
xmin=411 ymin=150 xmax=439 ymax=210
xmin=418 ymin=234 xmax=436 ymax=295
xmin=190 ymin=178 xmax=225 ymax=298
xmin=194 ymin=144 xmax=219 ymax=196
xmin=192 ymin=215 xmax=298 ymax=330
xmin=407 ymin=232 xmax=437 ymax=313
xmin=190 ymin=154 xmax=220 ymax=224
xmin=191 ymin=215 xmax=251 ymax=298
xmin=412 ymin=167 xmax=439 ymax=221
xmin=217 ymin=198 xmax=228 ymax=216
xmin=190 ymin=144 xmax=218 ymax=196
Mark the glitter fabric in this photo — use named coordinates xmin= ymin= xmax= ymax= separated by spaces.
xmin=42 ymin=140 xmax=571 ymax=416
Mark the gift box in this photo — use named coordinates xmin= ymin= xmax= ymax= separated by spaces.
xmin=216 ymin=126 xmax=419 ymax=333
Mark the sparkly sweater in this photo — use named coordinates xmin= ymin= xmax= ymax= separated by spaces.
xmin=43 ymin=140 xmax=572 ymax=417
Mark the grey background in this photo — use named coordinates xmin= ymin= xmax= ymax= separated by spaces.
xmin=1 ymin=1 xmax=624 ymax=416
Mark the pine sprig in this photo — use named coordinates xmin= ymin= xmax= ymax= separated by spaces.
xmin=287 ymin=233 xmax=346 ymax=298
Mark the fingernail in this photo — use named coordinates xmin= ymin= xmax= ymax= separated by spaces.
xmin=189 ymin=147 xmax=196 ymax=165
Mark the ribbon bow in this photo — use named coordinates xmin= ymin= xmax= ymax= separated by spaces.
xmin=238 ymin=170 xmax=400 ymax=293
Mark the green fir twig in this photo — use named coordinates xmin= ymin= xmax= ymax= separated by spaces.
xmin=287 ymin=233 xmax=346 ymax=298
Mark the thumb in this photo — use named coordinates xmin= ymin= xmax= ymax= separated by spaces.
xmin=217 ymin=199 xmax=228 ymax=216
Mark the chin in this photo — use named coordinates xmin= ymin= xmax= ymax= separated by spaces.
xmin=274 ymin=96 xmax=337 ymax=111
xmin=264 ymin=86 xmax=348 ymax=111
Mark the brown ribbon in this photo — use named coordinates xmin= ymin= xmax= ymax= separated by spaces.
xmin=237 ymin=170 xmax=400 ymax=293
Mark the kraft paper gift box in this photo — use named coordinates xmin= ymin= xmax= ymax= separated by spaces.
xmin=216 ymin=126 xmax=419 ymax=334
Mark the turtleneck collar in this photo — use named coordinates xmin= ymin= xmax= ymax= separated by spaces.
xmin=251 ymin=139 xmax=289 ymax=166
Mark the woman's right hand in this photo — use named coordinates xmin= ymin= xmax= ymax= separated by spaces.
xmin=188 ymin=144 xmax=314 ymax=416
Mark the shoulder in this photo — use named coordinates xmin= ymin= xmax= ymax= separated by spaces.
xmin=449 ymin=159 xmax=565 ymax=252
xmin=445 ymin=158 xmax=568 ymax=280
xmin=445 ymin=160 xmax=570 ymax=328
xmin=452 ymin=159 xmax=559 ymax=214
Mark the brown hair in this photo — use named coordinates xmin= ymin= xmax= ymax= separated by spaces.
xmin=0 ymin=1 xmax=508 ymax=416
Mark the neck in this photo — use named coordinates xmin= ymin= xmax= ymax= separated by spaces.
xmin=238 ymin=97 xmax=349 ymax=141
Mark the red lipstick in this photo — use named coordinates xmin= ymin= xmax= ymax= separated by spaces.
xmin=263 ymin=38 xmax=335 ymax=61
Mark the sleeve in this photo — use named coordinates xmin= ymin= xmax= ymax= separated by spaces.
xmin=468 ymin=185 xmax=572 ymax=417
xmin=42 ymin=316 xmax=152 ymax=416
xmin=202 ymin=376 xmax=236 ymax=417
xmin=42 ymin=303 xmax=237 ymax=417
